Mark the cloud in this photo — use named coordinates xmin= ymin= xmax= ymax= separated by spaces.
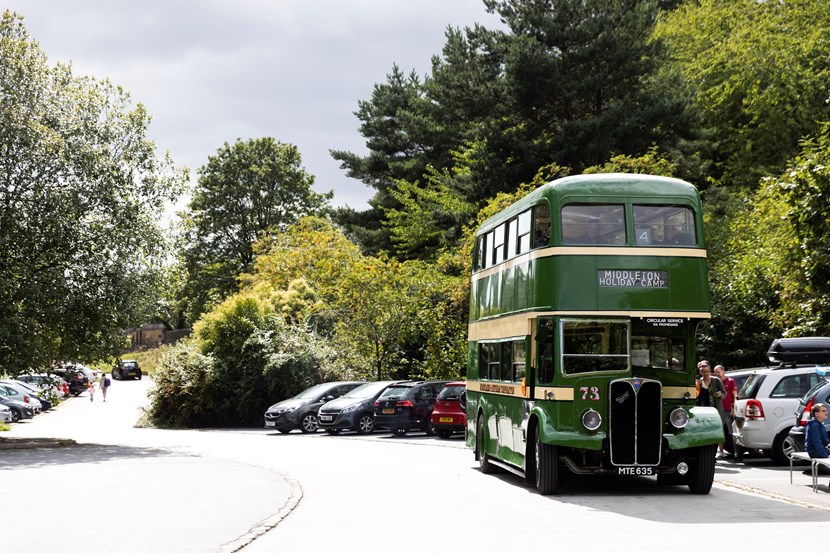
xmin=5 ymin=0 xmax=494 ymax=209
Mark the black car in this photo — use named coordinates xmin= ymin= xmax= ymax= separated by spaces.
xmin=263 ymin=381 xmax=366 ymax=434
xmin=318 ymin=381 xmax=405 ymax=435
xmin=112 ymin=360 xmax=142 ymax=380
xmin=50 ymin=366 xmax=88 ymax=396
xmin=373 ymin=380 xmax=450 ymax=436
xmin=788 ymin=375 xmax=830 ymax=454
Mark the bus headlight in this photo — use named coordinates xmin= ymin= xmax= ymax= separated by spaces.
xmin=582 ymin=409 xmax=602 ymax=431
xmin=669 ymin=407 xmax=689 ymax=429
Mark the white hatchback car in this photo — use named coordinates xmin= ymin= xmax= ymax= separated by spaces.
xmin=0 ymin=404 xmax=12 ymax=424
xmin=733 ymin=365 xmax=824 ymax=464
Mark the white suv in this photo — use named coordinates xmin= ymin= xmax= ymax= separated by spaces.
xmin=733 ymin=365 xmax=824 ymax=463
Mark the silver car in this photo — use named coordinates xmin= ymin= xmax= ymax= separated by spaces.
xmin=0 ymin=404 xmax=12 ymax=424
xmin=0 ymin=381 xmax=42 ymax=412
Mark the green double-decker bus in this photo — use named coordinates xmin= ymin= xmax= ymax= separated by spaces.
xmin=465 ymin=173 xmax=722 ymax=495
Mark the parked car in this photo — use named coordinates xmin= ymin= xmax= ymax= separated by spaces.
xmin=0 ymin=381 xmax=42 ymax=413
xmin=3 ymin=380 xmax=52 ymax=411
xmin=0 ymin=404 xmax=12 ymax=424
xmin=788 ymin=375 xmax=830 ymax=454
xmin=429 ymin=382 xmax=467 ymax=439
xmin=733 ymin=338 xmax=830 ymax=464
xmin=112 ymin=360 xmax=142 ymax=380
xmin=17 ymin=373 xmax=69 ymax=398
xmin=0 ymin=390 xmax=37 ymax=422
xmin=373 ymin=380 xmax=449 ymax=436
xmin=317 ymin=381 xmax=405 ymax=435
xmin=264 ymin=381 xmax=366 ymax=433
xmin=50 ymin=365 xmax=89 ymax=396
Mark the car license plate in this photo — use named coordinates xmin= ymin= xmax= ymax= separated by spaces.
xmin=265 ymin=421 xmax=275 ymax=427
xmin=382 ymin=408 xmax=395 ymax=414
xmin=320 ymin=415 xmax=333 ymax=421
xmin=617 ymin=466 xmax=654 ymax=476
xmin=439 ymin=417 xmax=453 ymax=423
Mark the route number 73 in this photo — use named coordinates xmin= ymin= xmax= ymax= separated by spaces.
xmin=580 ymin=386 xmax=600 ymax=401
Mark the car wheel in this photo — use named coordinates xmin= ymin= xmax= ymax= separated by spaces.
xmin=392 ymin=427 xmax=407 ymax=437
xmin=687 ymin=444 xmax=716 ymax=494
xmin=771 ymin=429 xmax=796 ymax=465
xmin=424 ymin=423 xmax=436 ymax=436
xmin=325 ymin=429 xmax=342 ymax=435
xmin=300 ymin=413 xmax=319 ymax=434
xmin=10 ymin=408 xmax=21 ymax=423
xmin=356 ymin=413 xmax=374 ymax=434
xmin=535 ymin=424 xmax=560 ymax=495
xmin=436 ymin=429 xmax=452 ymax=439
xmin=477 ymin=415 xmax=496 ymax=474
xmin=137 ymin=371 xmax=142 ymax=381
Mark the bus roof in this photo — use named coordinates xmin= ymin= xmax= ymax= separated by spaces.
xmin=477 ymin=173 xmax=699 ymax=235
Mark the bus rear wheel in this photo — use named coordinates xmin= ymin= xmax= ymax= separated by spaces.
xmin=534 ymin=425 xmax=560 ymax=495
xmin=687 ymin=444 xmax=716 ymax=494
xmin=477 ymin=416 xmax=496 ymax=474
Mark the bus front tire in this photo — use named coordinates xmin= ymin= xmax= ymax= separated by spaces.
xmin=535 ymin=425 xmax=560 ymax=495
xmin=687 ymin=444 xmax=716 ymax=494
xmin=477 ymin=416 xmax=496 ymax=474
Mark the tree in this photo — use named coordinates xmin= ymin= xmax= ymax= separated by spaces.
xmin=0 ymin=12 xmax=186 ymax=373
xmin=180 ymin=138 xmax=331 ymax=323
xmin=654 ymin=0 xmax=830 ymax=189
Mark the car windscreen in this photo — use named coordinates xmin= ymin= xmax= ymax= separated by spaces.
xmin=738 ymin=373 xmax=766 ymax=400
xmin=437 ymin=385 xmax=465 ymax=401
xmin=344 ymin=381 xmax=390 ymax=399
xmin=800 ymin=378 xmax=830 ymax=405
xmin=294 ymin=384 xmax=330 ymax=399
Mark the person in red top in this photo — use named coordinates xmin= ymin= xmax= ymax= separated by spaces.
xmin=714 ymin=364 xmax=738 ymax=460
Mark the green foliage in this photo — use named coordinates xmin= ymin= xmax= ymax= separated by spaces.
xmin=0 ymin=12 xmax=186 ymax=373
xmin=179 ymin=137 xmax=331 ymax=324
xmin=583 ymin=147 xmax=678 ymax=176
xmin=654 ymin=0 xmax=830 ymax=189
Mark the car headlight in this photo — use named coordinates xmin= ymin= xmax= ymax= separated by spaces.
xmin=283 ymin=406 xmax=298 ymax=414
xmin=669 ymin=407 xmax=689 ymax=429
xmin=581 ymin=409 xmax=602 ymax=431
xmin=341 ymin=404 xmax=359 ymax=413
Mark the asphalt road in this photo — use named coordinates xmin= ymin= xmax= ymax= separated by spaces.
xmin=3 ymin=377 xmax=830 ymax=552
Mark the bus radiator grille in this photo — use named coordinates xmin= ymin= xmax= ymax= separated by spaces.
xmin=609 ymin=379 xmax=662 ymax=466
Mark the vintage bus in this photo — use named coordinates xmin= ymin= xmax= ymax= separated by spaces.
xmin=465 ymin=173 xmax=722 ymax=494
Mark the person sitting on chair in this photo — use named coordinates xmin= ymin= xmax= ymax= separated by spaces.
xmin=805 ymin=402 xmax=830 ymax=458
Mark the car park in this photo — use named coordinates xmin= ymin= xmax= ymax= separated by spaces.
xmin=112 ymin=360 xmax=142 ymax=380
xmin=264 ymin=381 xmax=366 ymax=433
xmin=373 ymin=380 xmax=449 ymax=436
xmin=318 ymin=380 xmax=405 ymax=435
xmin=733 ymin=337 xmax=830 ymax=464
xmin=429 ymin=381 xmax=467 ymax=439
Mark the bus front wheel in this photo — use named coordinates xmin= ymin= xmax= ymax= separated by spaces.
xmin=535 ymin=425 xmax=560 ymax=495
xmin=477 ymin=416 xmax=496 ymax=474
xmin=687 ymin=444 xmax=716 ymax=494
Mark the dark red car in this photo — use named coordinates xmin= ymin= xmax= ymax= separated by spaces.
xmin=429 ymin=382 xmax=467 ymax=439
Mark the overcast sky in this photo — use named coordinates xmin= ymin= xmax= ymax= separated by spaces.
xmin=4 ymin=0 xmax=497 ymax=211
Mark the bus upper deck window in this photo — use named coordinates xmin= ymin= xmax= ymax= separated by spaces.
xmin=633 ymin=205 xmax=696 ymax=246
xmin=561 ymin=204 xmax=625 ymax=245
xmin=533 ymin=204 xmax=550 ymax=248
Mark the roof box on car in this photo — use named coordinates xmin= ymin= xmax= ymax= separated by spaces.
xmin=767 ymin=337 xmax=830 ymax=365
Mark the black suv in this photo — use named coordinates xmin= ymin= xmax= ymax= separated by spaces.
xmin=263 ymin=381 xmax=366 ymax=433
xmin=112 ymin=359 xmax=142 ymax=380
xmin=50 ymin=365 xmax=88 ymax=396
xmin=373 ymin=380 xmax=449 ymax=436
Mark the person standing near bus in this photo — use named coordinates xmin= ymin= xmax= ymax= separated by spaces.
xmin=714 ymin=364 xmax=738 ymax=460
xmin=697 ymin=360 xmax=727 ymax=458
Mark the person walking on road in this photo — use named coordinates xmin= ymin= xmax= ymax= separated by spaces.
xmin=714 ymin=364 xmax=738 ymax=460
xmin=100 ymin=373 xmax=111 ymax=402
xmin=696 ymin=360 xmax=727 ymax=458
xmin=88 ymin=382 xmax=95 ymax=402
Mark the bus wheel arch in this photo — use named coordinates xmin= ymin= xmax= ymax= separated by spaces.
xmin=476 ymin=413 xmax=496 ymax=474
